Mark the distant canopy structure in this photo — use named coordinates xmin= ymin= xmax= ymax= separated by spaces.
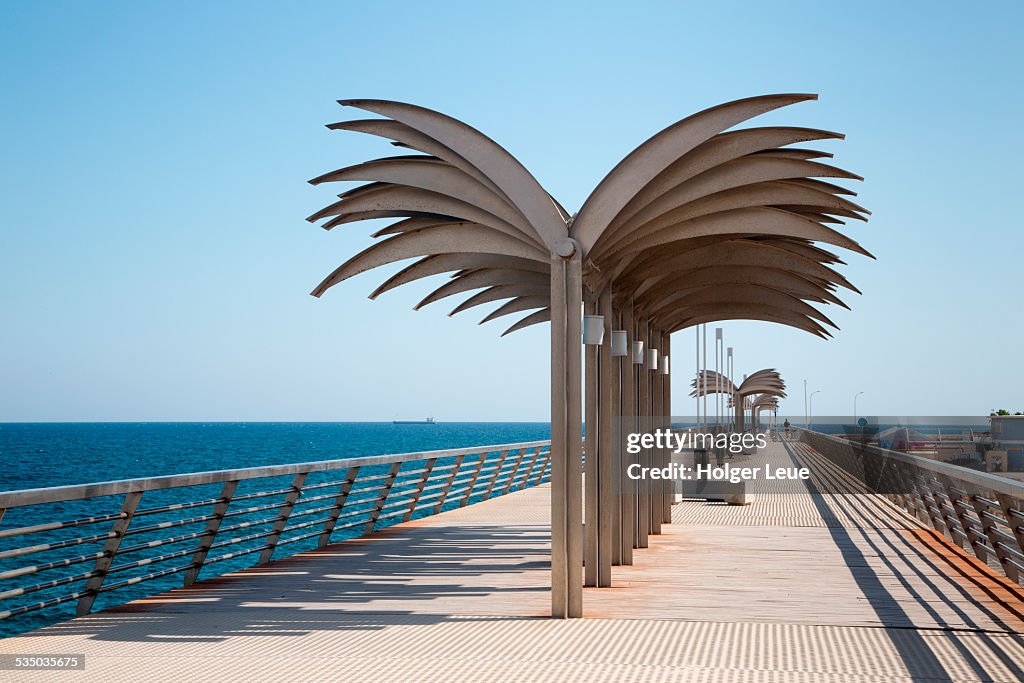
xmin=306 ymin=94 xmax=870 ymax=618
xmin=690 ymin=368 xmax=787 ymax=397
xmin=750 ymin=394 xmax=781 ymax=429
xmin=690 ymin=368 xmax=787 ymax=429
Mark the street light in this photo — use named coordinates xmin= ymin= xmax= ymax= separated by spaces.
xmin=804 ymin=379 xmax=808 ymax=429
xmin=727 ymin=347 xmax=733 ymax=427
xmin=809 ymin=390 xmax=821 ymax=430
xmin=854 ymin=391 xmax=864 ymax=421
xmin=715 ymin=328 xmax=723 ymax=426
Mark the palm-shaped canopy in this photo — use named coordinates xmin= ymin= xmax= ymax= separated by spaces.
xmin=307 ymin=95 xmax=870 ymax=340
xmin=306 ymin=95 xmax=872 ymax=619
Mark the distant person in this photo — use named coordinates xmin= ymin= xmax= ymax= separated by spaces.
xmin=783 ymin=419 xmax=791 ymax=439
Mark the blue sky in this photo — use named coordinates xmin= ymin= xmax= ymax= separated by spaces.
xmin=1 ymin=1 xmax=1021 ymax=421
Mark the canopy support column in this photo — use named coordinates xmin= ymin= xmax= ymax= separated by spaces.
xmin=550 ymin=249 xmax=583 ymax=618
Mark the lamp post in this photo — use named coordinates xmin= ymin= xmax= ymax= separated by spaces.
xmin=804 ymin=379 xmax=808 ymax=430
xmin=809 ymin=390 xmax=821 ymax=430
xmin=727 ymin=346 xmax=733 ymax=429
xmin=702 ymin=325 xmax=708 ymax=429
xmin=854 ymin=391 xmax=864 ymax=422
xmin=695 ymin=327 xmax=700 ymax=429
xmin=715 ymin=328 xmax=723 ymax=426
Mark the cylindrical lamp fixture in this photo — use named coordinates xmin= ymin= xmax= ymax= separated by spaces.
xmin=661 ymin=355 xmax=670 ymax=375
xmin=648 ymin=348 xmax=659 ymax=370
xmin=582 ymin=315 xmax=605 ymax=345
xmin=632 ymin=340 xmax=644 ymax=364
xmin=610 ymin=330 xmax=628 ymax=357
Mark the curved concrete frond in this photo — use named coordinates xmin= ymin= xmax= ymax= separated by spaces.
xmin=309 ymin=185 xmax=540 ymax=247
xmin=690 ymin=369 xmax=736 ymax=396
xmin=311 ymin=156 xmax=544 ymax=246
xmin=749 ymin=148 xmax=833 ymax=160
xmin=416 ymin=269 xmax=549 ymax=310
xmin=324 ymin=119 xmax=510 ymax=201
xmin=370 ymin=217 xmax=460 ymax=238
xmin=597 ymin=181 xmax=868 ymax=260
xmin=637 ymin=268 xmax=849 ymax=317
xmin=602 ymin=127 xmax=847 ymax=237
xmin=752 ymin=238 xmax=847 ymax=267
xmin=572 ymin=93 xmax=819 ymax=253
xmin=502 ymin=308 xmax=552 ymax=337
xmin=618 ymin=207 xmax=872 ymax=259
xmin=448 ymin=283 xmax=550 ymax=316
xmin=646 ymin=283 xmax=838 ymax=329
xmin=337 ymin=100 xmax=567 ymax=249
xmin=594 ymin=157 xmax=865 ymax=258
xmin=311 ymin=224 xmax=547 ymax=297
xmin=620 ymin=239 xmax=859 ymax=295
xmin=479 ymin=295 xmax=550 ymax=324
xmin=371 ymin=254 xmax=548 ymax=299
xmin=782 ymin=177 xmax=859 ymax=197
xmin=663 ymin=305 xmax=832 ymax=338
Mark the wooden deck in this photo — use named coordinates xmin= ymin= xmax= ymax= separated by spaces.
xmin=2 ymin=441 xmax=1024 ymax=682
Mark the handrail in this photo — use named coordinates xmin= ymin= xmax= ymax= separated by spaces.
xmin=802 ymin=430 xmax=1024 ymax=498
xmin=0 ymin=440 xmax=550 ymax=508
xmin=799 ymin=429 xmax=1024 ymax=585
xmin=0 ymin=439 xmax=552 ymax=627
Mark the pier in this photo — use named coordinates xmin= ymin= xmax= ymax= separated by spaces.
xmin=2 ymin=436 xmax=1023 ymax=681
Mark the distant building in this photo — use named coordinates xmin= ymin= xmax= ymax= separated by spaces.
xmin=990 ymin=415 xmax=1024 ymax=471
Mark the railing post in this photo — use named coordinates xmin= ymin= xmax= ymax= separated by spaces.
xmin=859 ymin=443 xmax=884 ymax=492
xmin=318 ymin=466 xmax=360 ymax=548
xmin=432 ymin=455 xmax=465 ymax=514
xmin=501 ymin=447 xmax=529 ymax=496
xmin=459 ymin=452 xmax=489 ymax=507
xmin=76 ymin=491 xmax=142 ymax=616
xmin=972 ymin=493 xmax=1019 ymax=582
xmin=512 ymin=446 xmax=542 ymax=492
xmin=403 ymin=458 xmax=436 ymax=522
xmin=185 ymin=480 xmax=238 ymax=586
xmin=258 ymin=472 xmax=308 ymax=565
xmin=482 ymin=449 xmax=510 ymax=501
xmin=879 ymin=457 xmax=910 ymax=511
xmin=365 ymin=462 xmax=402 ymax=533
xmin=929 ymin=477 xmax=962 ymax=542
xmin=918 ymin=475 xmax=949 ymax=535
xmin=939 ymin=476 xmax=981 ymax=555
xmin=531 ymin=448 xmax=552 ymax=486
xmin=897 ymin=463 xmax=928 ymax=523
xmin=995 ymin=493 xmax=1024 ymax=584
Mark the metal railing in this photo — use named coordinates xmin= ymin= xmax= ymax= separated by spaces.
xmin=799 ymin=430 xmax=1024 ymax=585
xmin=0 ymin=440 xmax=551 ymax=624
